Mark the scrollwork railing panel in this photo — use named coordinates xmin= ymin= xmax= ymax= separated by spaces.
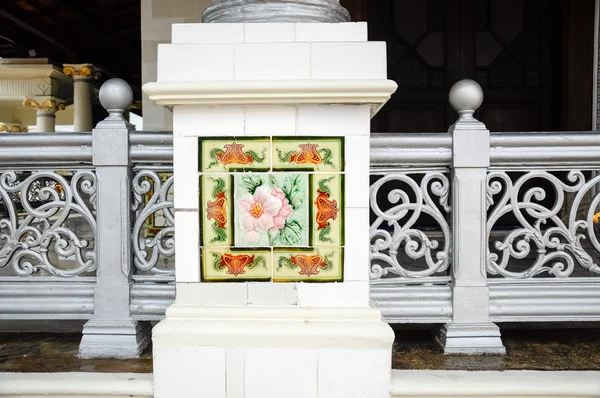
xmin=487 ymin=170 xmax=600 ymax=278
xmin=0 ymin=170 xmax=97 ymax=277
xmin=132 ymin=170 xmax=175 ymax=277
xmin=370 ymin=171 xmax=451 ymax=279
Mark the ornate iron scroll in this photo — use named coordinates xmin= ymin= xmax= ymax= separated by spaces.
xmin=370 ymin=171 xmax=451 ymax=279
xmin=0 ymin=170 xmax=97 ymax=277
xmin=487 ymin=170 xmax=600 ymax=278
xmin=132 ymin=170 xmax=175 ymax=276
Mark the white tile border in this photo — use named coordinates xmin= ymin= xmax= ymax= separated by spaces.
xmin=391 ymin=370 xmax=600 ymax=397
xmin=0 ymin=372 xmax=153 ymax=397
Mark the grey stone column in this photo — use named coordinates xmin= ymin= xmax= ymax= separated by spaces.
xmin=78 ymin=78 xmax=151 ymax=358
xmin=202 ymin=0 xmax=351 ymax=22
xmin=23 ymin=98 xmax=65 ymax=133
xmin=436 ymin=80 xmax=506 ymax=355
xmin=64 ymin=64 xmax=99 ymax=132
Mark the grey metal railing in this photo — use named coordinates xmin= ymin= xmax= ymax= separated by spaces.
xmin=2 ymin=79 xmax=600 ymax=356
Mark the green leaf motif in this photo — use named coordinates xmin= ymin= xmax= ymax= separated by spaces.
xmin=210 ymin=178 xmax=226 ymax=198
xmin=212 ymin=252 xmax=221 ymax=271
xmin=248 ymin=256 xmax=267 ymax=270
xmin=283 ymin=175 xmax=305 ymax=210
xmin=209 ymin=221 xmax=227 ymax=243
xmin=318 ymin=148 xmax=334 ymax=167
xmin=280 ymin=220 xmax=304 ymax=245
xmin=322 ymin=252 xmax=335 ymax=271
xmin=318 ymin=176 xmax=335 ymax=196
xmin=277 ymin=149 xmax=295 ymax=163
xmin=318 ymin=223 xmax=334 ymax=243
xmin=241 ymin=175 xmax=263 ymax=194
xmin=278 ymin=256 xmax=295 ymax=270
xmin=245 ymin=148 xmax=266 ymax=164
xmin=207 ymin=148 xmax=224 ymax=169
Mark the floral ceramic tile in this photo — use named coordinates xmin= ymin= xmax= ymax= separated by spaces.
xmin=199 ymin=137 xmax=270 ymax=172
xmin=200 ymin=174 xmax=233 ymax=246
xmin=310 ymin=174 xmax=344 ymax=246
xmin=202 ymin=247 xmax=272 ymax=282
xmin=233 ymin=173 xmax=309 ymax=247
xmin=272 ymin=137 xmax=344 ymax=172
xmin=273 ymin=247 xmax=343 ymax=282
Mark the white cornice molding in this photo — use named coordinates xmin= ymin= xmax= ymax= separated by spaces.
xmin=142 ymin=79 xmax=398 ymax=117
xmin=0 ymin=64 xmax=70 ymax=83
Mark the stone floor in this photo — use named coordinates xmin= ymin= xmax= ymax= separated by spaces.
xmin=0 ymin=326 xmax=598 ymax=373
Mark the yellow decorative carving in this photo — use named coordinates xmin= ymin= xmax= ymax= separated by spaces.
xmin=63 ymin=65 xmax=101 ymax=80
xmin=23 ymin=99 xmax=66 ymax=111
xmin=594 ymin=212 xmax=600 ymax=224
xmin=0 ymin=124 xmax=27 ymax=133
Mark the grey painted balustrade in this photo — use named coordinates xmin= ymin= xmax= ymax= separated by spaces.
xmin=1 ymin=79 xmax=600 ymax=356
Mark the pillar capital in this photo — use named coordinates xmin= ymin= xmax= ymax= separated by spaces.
xmin=23 ymin=97 xmax=67 ymax=112
xmin=63 ymin=64 xmax=102 ymax=81
xmin=202 ymin=0 xmax=350 ymax=23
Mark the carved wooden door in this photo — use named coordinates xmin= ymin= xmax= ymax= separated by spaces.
xmin=358 ymin=0 xmax=560 ymax=133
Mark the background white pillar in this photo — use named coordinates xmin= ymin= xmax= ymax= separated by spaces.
xmin=64 ymin=64 xmax=99 ymax=132
xmin=145 ymin=22 xmax=397 ymax=398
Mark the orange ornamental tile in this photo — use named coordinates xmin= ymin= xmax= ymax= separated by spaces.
xmin=273 ymin=247 xmax=343 ymax=282
xmin=199 ymin=137 xmax=270 ymax=172
xmin=201 ymin=248 xmax=272 ymax=282
xmin=272 ymin=137 xmax=344 ymax=172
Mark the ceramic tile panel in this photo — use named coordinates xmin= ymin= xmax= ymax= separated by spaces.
xmin=200 ymin=174 xmax=233 ymax=246
xmin=272 ymin=137 xmax=344 ymax=172
xmin=310 ymin=174 xmax=344 ymax=246
xmin=202 ymin=247 xmax=272 ymax=282
xmin=198 ymin=136 xmax=345 ymax=283
xmin=273 ymin=247 xmax=343 ymax=282
xmin=199 ymin=137 xmax=270 ymax=172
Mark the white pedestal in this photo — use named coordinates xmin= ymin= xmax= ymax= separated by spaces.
xmin=144 ymin=22 xmax=397 ymax=398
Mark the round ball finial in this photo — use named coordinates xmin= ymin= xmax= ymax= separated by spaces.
xmin=99 ymin=78 xmax=133 ymax=112
xmin=449 ymin=79 xmax=483 ymax=119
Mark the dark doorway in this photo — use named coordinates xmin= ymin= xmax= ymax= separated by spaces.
xmin=341 ymin=0 xmax=595 ymax=133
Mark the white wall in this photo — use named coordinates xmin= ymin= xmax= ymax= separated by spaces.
xmin=141 ymin=0 xmax=213 ymax=131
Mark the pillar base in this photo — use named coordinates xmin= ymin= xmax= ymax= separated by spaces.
xmin=436 ymin=322 xmax=506 ymax=355
xmin=153 ymin=305 xmax=394 ymax=398
xmin=78 ymin=320 xmax=151 ymax=358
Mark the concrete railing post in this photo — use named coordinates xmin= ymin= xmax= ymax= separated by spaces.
xmin=78 ymin=78 xmax=151 ymax=358
xmin=436 ymin=79 xmax=506 ymax=354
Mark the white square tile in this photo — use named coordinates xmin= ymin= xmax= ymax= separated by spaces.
xmin=226 ymin=348 xmax=245 ymax=398
xmin=157 ymin=44 xmax=234 ymax=82
xmin=247 ymin=283 xmax=298 ymax=306
xmin=311 ymin=42 xmax=387 ymax=79
xmin=246 ymin=348 xmax=317 ymax=398
xmin=344 ymin=207 xmax=370 ymax=281
xmin=173 ymin=136 xmax=198 ymax=209
xmin=173 ymin=105 xmax=245 ymax=137
xmin=154 ymin=346 xmax=226 ymax=398
xmin=244 ymin=105 xmax=297 ymax=136
xmin=317 ymin=348 xmax=391 ymax=398
xmin=244 ymin=23 xmax=296 ymax=43
xmin=172 ymin=23 xmax=244 ymax=44
xmin=174 ymin=211 xmax=200 ymax=283
xmin=344 ymin=135 xmax=370 ymax=207
xmin=176 ymin=282 xmax=248 ymax=306
xmin=295 ymin=22 xmax=367 ymax=42
xmin=234 ymin=43 xmax=310 ymax=80
xmin=297 ymin=281 xmax=370 ymax=308
xmin=296 ymin=105 xmax=370 ymax=136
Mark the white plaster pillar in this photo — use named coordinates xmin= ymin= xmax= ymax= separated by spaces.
xmin=436 ymin=80 xmax=506 ymax=355
xmin=63 ymin=64 xmax=99 ymax=132
xmin=145 ymin=22 xmax=397 ymax=398
xmin=23 ymin=98 xmax=65 ymax=133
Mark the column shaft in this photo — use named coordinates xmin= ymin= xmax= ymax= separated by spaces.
xmin=74 ymin=79 xmax=93 ymax=131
